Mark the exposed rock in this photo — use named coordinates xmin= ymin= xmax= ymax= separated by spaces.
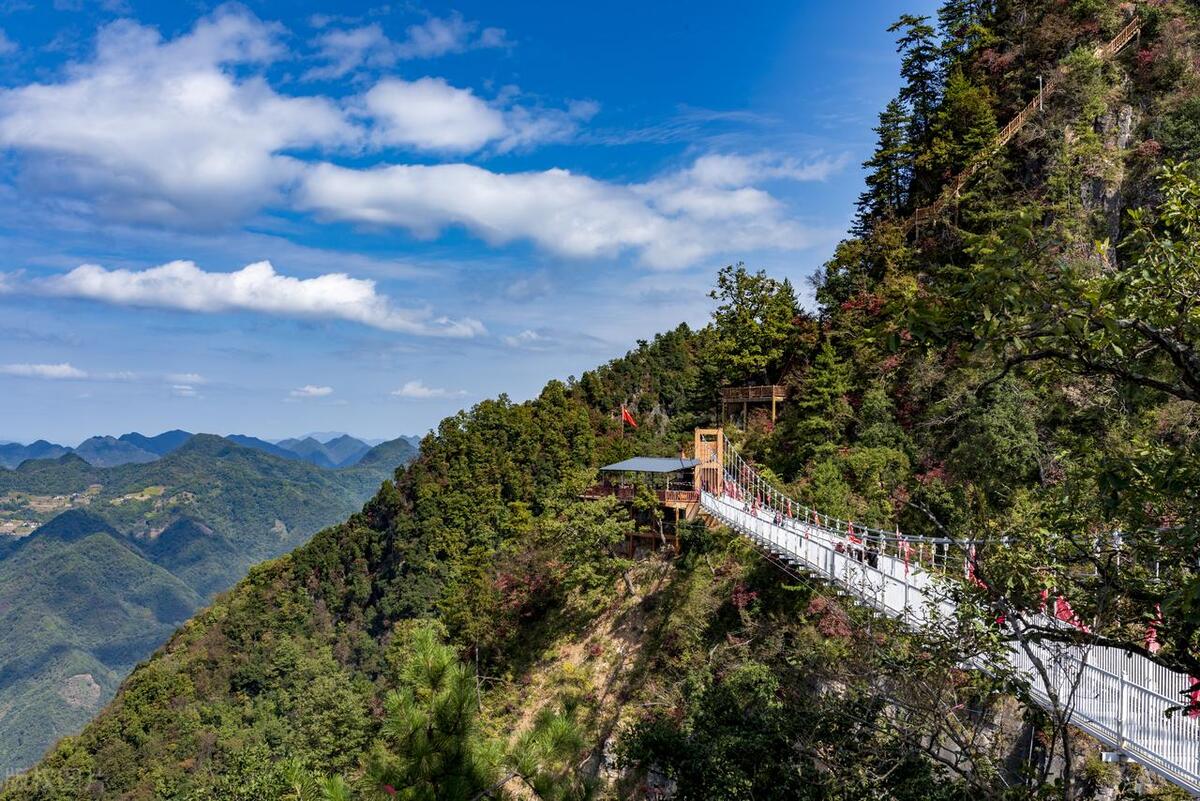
xmin=1116 ymin=104 xmax=1135 ymax=150
xmin=58 ymin=673 xmax=101 ymax=709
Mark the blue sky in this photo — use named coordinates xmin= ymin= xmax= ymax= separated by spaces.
xmin=0 ymin=0 xmax=935 ymax=445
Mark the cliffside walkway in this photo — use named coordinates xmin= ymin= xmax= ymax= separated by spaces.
xmin=695 ymin=431 xmax=1200 ymax=794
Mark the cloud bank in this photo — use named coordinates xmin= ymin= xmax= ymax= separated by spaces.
xmin=0 ymin=7 xmax=845 ymax=270
xmin=0 ymin=6 xmax=353 ymax=225
xmin=296 ymin=154 xmax=831 ymax=269
xmin=20 ymin=260 xmax=484 ymax=337
xmin=0 ymin=362 xmax=87 ymax=379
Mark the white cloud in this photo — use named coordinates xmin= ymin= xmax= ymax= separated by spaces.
xmin=497 ymin=98 xmax=598 ymax=152
xmin=364 ymin=77 xmax=505 ymax=152
xmin=166 ymin=372 xmax=206 ymax=385
xmin=18 ymin=260 xmax=484 ymax=337
xmin=306 ymin=13 xmax=510 ymax=80
xmin=0 ymin=29 xmax=17 ymax=56
xmin=391 ymin=380 xmax=466 ymax=400
xmin=0 ymin=7 xmax=355 ymax=225
xmin=503 ymin=329 xmax=551 ymax=350
xmin=361 ymin=78 xmax=595 ymax=154
xmin=684 ymin=153 xmax=848 ymax=187
xmin=290 ymin=384 xmax=333 ymax=398
xmin=395 ymin=13 xmax=508 ymax=59
xmin=296 ymin=153 xmax=833 ymax=269
xmin=0 ymin=362 xmax=87 ymax=379
xmin=171 ymin=384 xmax=199 ymax=397
xmin=638 ymin=152 xmax=849 ymax=221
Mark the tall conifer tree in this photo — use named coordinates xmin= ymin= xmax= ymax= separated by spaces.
xmin=854 ymin=98 xmax=912 ymax=233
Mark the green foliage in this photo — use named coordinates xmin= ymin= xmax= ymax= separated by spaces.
xmin=948 ymin=378 xmax=1040 ymax=504
xmin=365 ymin=623 xmax=498 ymax=800
xmin=856 ymin=382 xmax=912 ymax=453
xmin=705 ymin=263 xmax=803 ymax=386
xmin=924 ymin=69 xmax=997 ymax=182
xmin=623 ymin=661 xmax=808 ymax=800
xmin=773 ymin=342 xmax=853 ymax=477
xmin=807 ymin=446 xmax=910 ymax=528
xmin=937 ymin=0 xmax=995 ymax=62
xmin=1159 ymin=98 xmax=1200 ymax=160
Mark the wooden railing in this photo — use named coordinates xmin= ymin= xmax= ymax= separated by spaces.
xmin=581 ymin=485 xmax=699 ymax=506
xmin=719 ymin=385 xmax=787 ymax=403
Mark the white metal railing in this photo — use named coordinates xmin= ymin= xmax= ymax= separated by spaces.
xmin=699 ymin=490 xmax=1200 ymax=794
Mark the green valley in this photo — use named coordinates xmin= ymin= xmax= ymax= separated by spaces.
xmin=0 ymin=436 xmax=417 ymax=778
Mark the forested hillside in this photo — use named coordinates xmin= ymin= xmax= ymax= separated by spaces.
xmin=6 ymin=0 xmax=1200 ymax=798
xmin=0 ymin=437 xmax=418 ymax=780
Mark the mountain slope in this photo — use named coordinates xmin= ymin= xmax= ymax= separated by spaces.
xmin=346 ymin=436 xmax=418 ymax=470
xmin=0 ymin=440 xmax=70 ymax=470
xmin=275 ymin=436 xmax=339 ymax=468
xmin=117 ymin=430 xmax=193 ymax=456
xmin=224 ymin=433 xmax=302 ymax=461
xmin=0 ymin=511 xmax=202 ymax=775
xmin=0 ymin=437 xmax=419 ymax=778
xmin=322 ymin=434 xmax=371 ymax=467
xmin=72 ymin=437 xmax=158 ymax=468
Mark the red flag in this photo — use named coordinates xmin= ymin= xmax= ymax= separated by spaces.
xmin=966 ymin=545 xmax=987 ymax=589
xmin=621 ymin=406 xmax=638 ymax=428
xmin=1054 ymin=595 xmax=1090 ymax=633
xmin=1146 ymin=604 xmax=1163 ymax=654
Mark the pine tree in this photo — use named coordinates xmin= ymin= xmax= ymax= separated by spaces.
xmin=854 ymin=98 xmax=912 ymax=233
xmin=926 ymin=69 xmax=997 ymax=184
xmin=888 ymin=15 xmax=941 ymax=150
xmin=856 ymin=382 xmax=910 ymax=453
xmin=774 ymin=341 xmax=853 ymax=477
xmin=364 ymin=624 xmax=498 ymax=800
xmin=937 ymin=0 xmax=994 ymax=64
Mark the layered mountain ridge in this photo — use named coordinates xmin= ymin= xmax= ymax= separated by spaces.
xmin=0 ymin=430 xmax=412 ymax=470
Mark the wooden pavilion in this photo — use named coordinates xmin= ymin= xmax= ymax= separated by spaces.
xmin=582 ymin=429 xmax=725 ymax=555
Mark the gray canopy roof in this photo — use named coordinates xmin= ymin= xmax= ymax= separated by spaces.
xmin=599 ymin=456 xmax=699 ymax=474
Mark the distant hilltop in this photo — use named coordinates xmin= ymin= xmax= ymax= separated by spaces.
xmin=0 ymin=430 xmax=424 ymax=470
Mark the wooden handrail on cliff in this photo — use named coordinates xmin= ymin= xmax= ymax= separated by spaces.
xmin=901 ymin=16 xmax=1142 ymax=235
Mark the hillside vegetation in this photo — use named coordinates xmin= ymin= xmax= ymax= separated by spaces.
xmin=0 ymin=437 xmax=417 ymax=778
xmin=7 ymin=0 xmax=1200 ymax=798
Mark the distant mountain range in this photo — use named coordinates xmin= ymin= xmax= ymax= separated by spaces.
xmin=0 ymin=431 xmax=419 ymax=470
xmin=0 ymin=434 xmax=418 ymax=775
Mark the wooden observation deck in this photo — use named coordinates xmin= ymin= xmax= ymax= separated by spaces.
xmin=719 ymin=385 xmax=787 ymax=425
